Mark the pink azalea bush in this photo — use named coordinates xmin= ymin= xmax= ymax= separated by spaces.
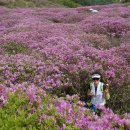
xmin=0 ymin=84 xmax=130 ymax=129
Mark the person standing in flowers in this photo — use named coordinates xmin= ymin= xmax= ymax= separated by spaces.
xmin=85 ymin=72 xmax=110 ymax=113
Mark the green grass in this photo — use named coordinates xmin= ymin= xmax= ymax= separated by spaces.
xmin=0 ymin=0 xmax=80 ymax=8
xmin=2 ymin=0 xmax=36 ymax=8
xmin=0 ymin=0 xmax=58 ymax=8
xmin=49 ymin=0 xmax=80 ymax=7
xmin=2 ymin=42 xmax=29 ymax=55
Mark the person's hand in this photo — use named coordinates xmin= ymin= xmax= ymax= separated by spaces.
xmin=89 ymin=92 xmax=95 ymax=96
xmin=104 ymin=88 xmax=109 ymax=93
xmin=103 ymin=89 xmax=109 ymax=99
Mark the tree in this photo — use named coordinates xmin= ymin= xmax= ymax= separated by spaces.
xmin=120 ymin=0 xmax=130 ymax=2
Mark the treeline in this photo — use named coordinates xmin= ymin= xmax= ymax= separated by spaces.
xmin=72 ymin=0 xmax=130 ymax=6
xmin=0 ymin=0 xmax=130 ymax=8
xmin=49 ymin=0 xmax=130 ymax=7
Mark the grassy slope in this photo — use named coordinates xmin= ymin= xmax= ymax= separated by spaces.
xmin=1 ymin=0 xmax=129 ymax=8
xmin=0 ymin=0 xmax=80 ymax=8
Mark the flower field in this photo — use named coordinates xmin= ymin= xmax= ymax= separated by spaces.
xmin=0 ymin=3 xmax=130 ymax=129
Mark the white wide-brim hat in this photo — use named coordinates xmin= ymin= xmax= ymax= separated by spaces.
xmin=92 ymin=74 xmax=101 ymax=79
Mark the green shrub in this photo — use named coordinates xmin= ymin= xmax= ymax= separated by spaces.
xmin=2 ymin=42 xmax=29 ymax=55
xmin=107 ymin=85 xmax=130 ymax=114
xmin=0 ymin=92 xmax=39 ymax=129
xmin=5 ymin=0 xmax=36 ymax=8
xmin=0 ymin=63 xmax=37 ymax=85
xmin=50 ymin=69 xmax=91 ymax=100
xmin=49 ymin=0 xmax=80 ymax=7
xmin=0 ymin=87 xmax=82 ymax=129
xmin=72 ymin=0 xmax=120 ymax=5
xmin=0 ymin=89 xmax=57 ymax=129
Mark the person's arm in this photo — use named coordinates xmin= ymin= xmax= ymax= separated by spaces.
xmin=103 ymin=84 xmax=110 ymax=100
xmin=87 ymin=85 xmax=94 ymax=97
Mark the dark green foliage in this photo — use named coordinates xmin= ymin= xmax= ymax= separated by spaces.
xmin=72 ymin=0 xmax=120 ymax=5
xmin=109 ymin=36 xmax=121 ymax=47
xmin=121 ymin=0 xmax=130 ymax=2
xmin=49 ymin=69 xmax=91 ymax=101
xmin=107 ymin=85 xmax=130 ymax=114
xmin=49 ymin=0 xmax=80 ymax=7
xmin=2 ymin=42 xmax=29 ymax=55
xmin=1 ymin=0 xmax=36 ymax=8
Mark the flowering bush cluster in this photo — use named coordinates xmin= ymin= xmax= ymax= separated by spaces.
xmin=0 ymin=84 xmax=130 ymax=130
xmin=81 ymin=16 xmax=130 ymax=37
xmin=0 ymin=3 xmax=130 ymax=129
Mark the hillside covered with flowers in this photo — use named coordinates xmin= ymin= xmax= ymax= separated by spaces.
xmin=0 ymin=3 xmax=130 ymax=129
